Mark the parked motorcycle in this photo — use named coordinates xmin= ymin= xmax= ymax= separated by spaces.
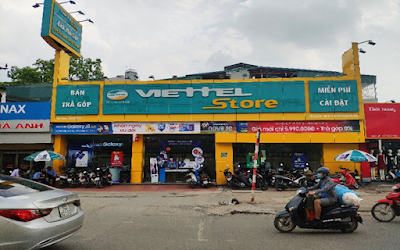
xmin=274 ymin=169 xmax=307 ymax=191
xmin=371 ymin=183 xmax=400 ymax=222
xmin=185 ymin=169 xmax=198 ymax=188
xmin=66 ymin=168 xmax=79 ymax=188
xmin=274 ymin=187 xmax=363 ymax=233
xmin=94 ymin=165 xmax=113 ymax=188
xmin=385 ymin=168 xmax=400 ymax=183
xmin=248 ymin=169 xmax=269 ymax=190
xmin=221 ymin=167 xmax=251 ymax=189
xmin=332 ymin=167 xmax=359 ymax=189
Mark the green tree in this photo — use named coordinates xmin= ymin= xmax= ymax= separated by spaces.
xmin=6 ymin=57 xmax=104 ymax=83
xmin=7 ymin=66 xmax=41 ymax=83
xmin=69 ymin=57 xmax=104 ymax=80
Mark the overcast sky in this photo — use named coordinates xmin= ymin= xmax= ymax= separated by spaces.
xmin=0 ymin=0 xmax=399 ymax=102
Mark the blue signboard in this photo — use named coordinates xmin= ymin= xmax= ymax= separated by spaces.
xmin=52 ymin=123 xmax=113 ymax=135
xmin=102 ymin=81 xmax=306 ymax=115
xmin=309 ymin=80 xmax=359 ymax=112
xmin=0 ymin=102 xmax=50 ymax=120
xmin=41 ymin=0 xmax=82 ymax=58
xmin=293 ymin=153 xmax=306 ymax=169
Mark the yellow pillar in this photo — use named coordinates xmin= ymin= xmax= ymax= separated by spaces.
xmin=51 ymin=50 xmax=70 ymax=122
xmin=53 ymin=135 xmax=67 ymax=174
xmin=131 ymin=135 xmax=144 ymax=183
xmin=215 ymin=142 xmax=233 ymax=185
xmin=322 ymin=143 xmax=360 ymax=174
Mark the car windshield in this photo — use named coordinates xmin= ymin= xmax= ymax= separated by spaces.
xmin=0 ymin=175 xmax=52 ymax=198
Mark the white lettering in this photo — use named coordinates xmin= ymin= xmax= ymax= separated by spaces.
xmin=135 ymin=87 xmax=252 ymax=98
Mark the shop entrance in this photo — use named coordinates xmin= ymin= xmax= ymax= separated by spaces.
xmin=233 ymin=143 xmax=322 ymax=171
xmin=144 ymin=134 xmax=215 ymax=183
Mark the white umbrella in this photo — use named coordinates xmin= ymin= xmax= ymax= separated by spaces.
xmin=24 ymin=150 xmax=65 ymax=162
xmin=334 ymin=149 xmax=377 ymax=162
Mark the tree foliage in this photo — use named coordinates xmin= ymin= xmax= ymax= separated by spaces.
xmin=5 ymin=57 xmax=104 ymax=84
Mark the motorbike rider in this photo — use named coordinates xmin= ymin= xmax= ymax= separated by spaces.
xmin=306 ymin=167 xmax=338 ymax=224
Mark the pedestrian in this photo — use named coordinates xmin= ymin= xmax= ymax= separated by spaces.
xmin=10 ymin=166 xmax=22 ymax=177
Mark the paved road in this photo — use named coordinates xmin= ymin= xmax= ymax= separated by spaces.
xmin=45 ymin=185 xmax=399 ymax=250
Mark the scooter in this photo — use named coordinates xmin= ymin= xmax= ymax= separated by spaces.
xmin=274 ymin=187 xmax=363 ymax=233
xmin=274 ymin=169 xmax=307 ymax=191
xmin=185 ymin=169 xmax=198 ymax=188
xmin=371 ymin=183 xmax=400 ymax=222
xmin=221 ymin=167 xmax=251 ymax=189
xmin=385 ymin=168 xmax=400 ymax=183
xmin=332 ymin=167 xmax=359 ymax=189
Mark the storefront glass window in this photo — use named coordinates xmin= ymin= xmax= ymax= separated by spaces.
xmin=66 ymin=135 xmax=132 ymax=169
xmin=233 ymin=143 xmax=322 ymax=171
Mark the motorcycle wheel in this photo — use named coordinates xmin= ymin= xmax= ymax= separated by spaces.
xmin=275 ymin=181 xmax=286 ymax=191
xmin=340 ymin=216 xmax=358 ymax=233
xmin=96 ymin=181 xmax=103 ymax=189
xmin=84 ymin=181 xmax=91 ymax=188
xmin=58 ymin=179 xmax=66 ymax=188
xmin=261 ymin=183 xmax=268 ymax=191
xmin=274 ymin=216 xmax=296 ymax=233
xmin=189 ymin=181 xmax=197 ymax=189
xmin=69 ymin=182 xmax=77 ymax=188
xmin=353 ymin=182 xmax=359 ymax=189
xmin=371 ymin=203 xmax=396 ymax=222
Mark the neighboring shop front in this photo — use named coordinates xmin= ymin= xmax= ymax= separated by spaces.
xmin=0 ymin=102 xmax=52 ymax=174
xmin=363 ymin=103 xmax=400 ymax=182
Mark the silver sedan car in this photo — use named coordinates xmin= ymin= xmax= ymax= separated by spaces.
xmin=0 ymin=175 xmax=84 ymax=249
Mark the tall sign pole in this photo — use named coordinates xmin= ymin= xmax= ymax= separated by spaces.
xmin=251 ymin=129 xmax=261 ymax=202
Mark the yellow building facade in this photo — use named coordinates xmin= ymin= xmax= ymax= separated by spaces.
xmin=51 ymin=43 xmax=365 ymax=184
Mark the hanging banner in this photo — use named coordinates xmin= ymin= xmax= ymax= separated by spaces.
xmin=364 ymin=103 xmax=400 ymax=138
xmin=112 ymin=122 xmax=200 ymax=134
xmin=111 ymin=151 xmax=123 ymax=167
xmin=238 ymin=121 xmax=360 ymax=133
xmin=74 ymin=150 xmax=89 ymax=167
xmin=52 ymin=123 xmax=112 ymax=134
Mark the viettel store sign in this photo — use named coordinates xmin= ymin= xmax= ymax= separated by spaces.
xmin=103 ymin=81 xmax=306 ymax=114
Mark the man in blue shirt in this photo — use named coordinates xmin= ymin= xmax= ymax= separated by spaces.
xmin=307 ymin=167 xmax=338 ymax=224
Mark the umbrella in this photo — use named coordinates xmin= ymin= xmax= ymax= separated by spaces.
xmin=24 ymin=150 xmax=65 ymax=162
xmin=334 ymin=149 xmax=377 ymax=162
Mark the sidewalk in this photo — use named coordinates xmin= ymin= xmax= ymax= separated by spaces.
xmin=65 ymin=182 xmax=395 ymax=216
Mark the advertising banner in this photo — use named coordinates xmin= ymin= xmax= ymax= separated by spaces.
xmin=293 ymin=153 xmax=307 ymax=169
xmin=52 ymin=123 xmax=112 ymax=134
xmin=200 ymin=122 xmax=236 ymax=133
xmin=112 ymin=122 xmax=200 ymax=134
xmin=364 ymin=103 xmax=400 ymax=138
xmin=111 ymin=151 xmax=123 ymax=167
xmin=0 ymin=102 xmax=51 ymax=120
xmin=55 ymin=85 xmax=100 ymax=115
xmin=102 ymin=82 xmax=306 ymax=115
xmin=238 ymin=120 xmax=360 ymax=133
xmin=150 ymin=158 xmax=159 ymax=183
xmin=309 ymin=80 xmax=359 ymax=112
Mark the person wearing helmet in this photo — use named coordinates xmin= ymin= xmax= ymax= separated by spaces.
xmin=307 ymin=167 xmax=338 ymax=225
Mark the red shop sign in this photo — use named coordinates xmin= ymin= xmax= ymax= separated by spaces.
xmin=246 ymin=120 xmax=360 ymax=133
xmin=364 ymin=103 xmax=400 ymax=138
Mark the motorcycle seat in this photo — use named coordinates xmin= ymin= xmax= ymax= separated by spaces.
xmin=321 ymin=202 xmax=341 ymax=214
